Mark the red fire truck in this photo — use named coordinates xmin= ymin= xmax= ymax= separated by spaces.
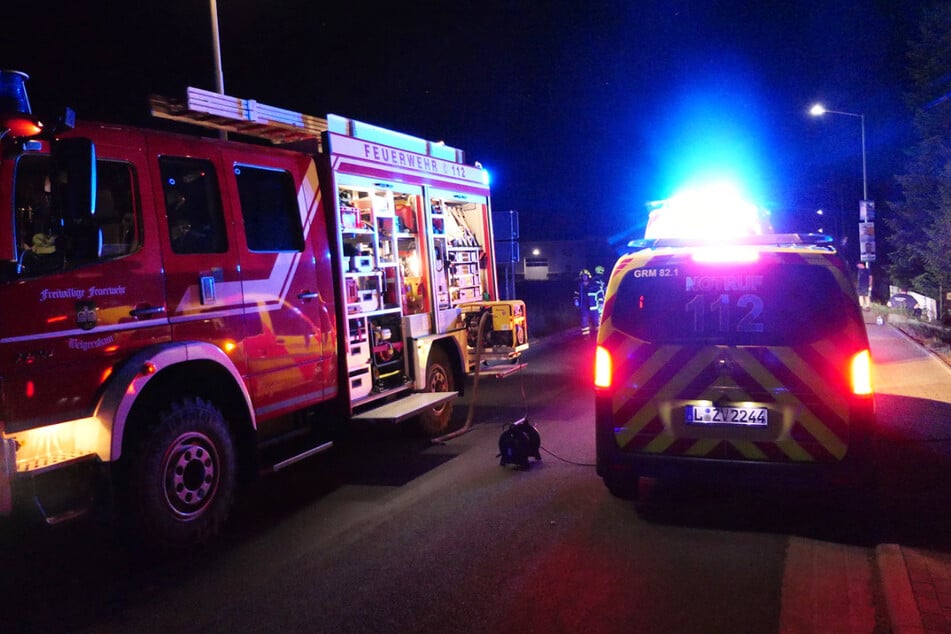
xmin=0 ymin=71 xmax=527 ymax=548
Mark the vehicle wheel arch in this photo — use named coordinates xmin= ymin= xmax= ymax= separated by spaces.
xmin=97 ymin=343 xmax=255 ymax=474
xmin=120 ymin=359 xmax=255 ymax=481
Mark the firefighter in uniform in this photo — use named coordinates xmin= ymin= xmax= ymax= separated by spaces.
xmin=574 ymin=269 xmax=601 ymax=338
xmin=593 ymin=265 xmax=606 ymax=321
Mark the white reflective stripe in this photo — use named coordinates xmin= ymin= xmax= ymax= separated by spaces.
xmin=173 ymin=164 xmax=321 ymax=315
xmin=299 ymin=164 xmax=321 ymax=240
xmin=240 ymin=252 xmax=300 ymax=305
xmin=168 ymin=307 xmax=246 ymax=323
xmin=0 ymin=317 xmax=169 ymax=344
xmin=173 ymin=280 xmax=244 ymax=314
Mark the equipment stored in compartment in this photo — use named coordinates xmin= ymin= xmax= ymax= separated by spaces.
xmin=461 ymin=300 xmax=528 ymax=357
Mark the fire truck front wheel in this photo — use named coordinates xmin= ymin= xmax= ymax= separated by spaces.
xmin=125 ymin=397 xmax=237 ymax=550
xmin=417 ymin=347 xmax=455 ymax=436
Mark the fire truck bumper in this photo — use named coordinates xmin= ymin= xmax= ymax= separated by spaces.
xmin=0 ymin=436 xmax=15 ymax=514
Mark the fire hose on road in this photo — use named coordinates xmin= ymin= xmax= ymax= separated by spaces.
xmin=431 ymin=310 xmax=529 ymax=447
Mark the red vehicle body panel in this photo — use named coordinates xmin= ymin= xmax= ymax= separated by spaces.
xmin=0 ymin=123 xmax=341 ymax=436
xmin=0 ymin=127 xmax=170 ymax=432
xmin=0 ymin=94 xmax=523 ymax=532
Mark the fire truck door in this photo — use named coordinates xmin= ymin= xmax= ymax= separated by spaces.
xmin=0 ymin=145 xmax=170 ymax=431
xmin=147 ymin=142 xmax=246 ymax=380
xmin=219 ymin=152 xmax=333 ymax=415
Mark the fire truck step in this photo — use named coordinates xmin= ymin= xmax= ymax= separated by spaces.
xmin=352 ymin=392 xmax=458 ymax=424
xmin=40 ymin=505 xmax=90 ymax=526
xmin=265 ymin=440 xmax=335 ymax=474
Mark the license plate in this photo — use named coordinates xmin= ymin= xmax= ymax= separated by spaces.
xmin=686 ymin=405 xmax=768 ymax=426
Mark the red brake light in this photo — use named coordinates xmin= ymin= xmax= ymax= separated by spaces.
xmin=850 ymin=349 xmax=872 ymax=395
xmin=594 ymin=346 xmax=612 ymax=388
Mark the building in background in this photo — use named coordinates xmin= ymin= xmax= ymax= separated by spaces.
xmin=515 ymin=239 xmax=613 ymax=281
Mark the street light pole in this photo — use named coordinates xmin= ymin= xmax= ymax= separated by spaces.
xmin=209 ymin=0 xmax=227 ymax=140
xmin=210 ymin=0 xmax=225 ymax=95
xmin=809 ymin=103 xmax=874 ymax=265
xmin=860 ymin=111 xmax=866 ymax=200
xmin=808 ymin=104 xmax=867 ymax=200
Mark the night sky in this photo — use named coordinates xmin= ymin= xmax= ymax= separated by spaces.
xmin=1 ymin=1 xmax=928 ymax=242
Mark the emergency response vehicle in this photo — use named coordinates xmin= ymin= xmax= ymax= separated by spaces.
xmin=595 ymin=193 xmax=876 ymax=499
xmin=0 ymin=71 xmax=527 ymax=548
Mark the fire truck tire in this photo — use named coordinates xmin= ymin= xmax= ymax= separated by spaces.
xmin=126 ymin=397 xmax=236 ymax=550
xmin=417 ymin=347 xmax=455 ymax=436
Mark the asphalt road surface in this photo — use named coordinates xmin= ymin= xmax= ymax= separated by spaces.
xmin=2 ymin=322 xmax=950 ymax=633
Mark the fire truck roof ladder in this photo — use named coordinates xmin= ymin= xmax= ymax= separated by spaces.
xmin=149 ymin=86 xmax=329 ymax=145
xmin=150 ymin=87 xmax=468 ymax=164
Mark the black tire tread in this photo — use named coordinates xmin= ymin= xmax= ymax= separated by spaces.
xmin=125 ymin=397 xmax=236 ymax=551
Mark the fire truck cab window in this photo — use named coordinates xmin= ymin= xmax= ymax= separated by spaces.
xmin=95 ymin=161 xmax=140 ymax=258
xmin=234 ymin=165 xmax=304 ymax=252
xmin=13 ymin=155 xmax=139 ymax=277
xmin=159 ymin=156 xmax=227 ymax=254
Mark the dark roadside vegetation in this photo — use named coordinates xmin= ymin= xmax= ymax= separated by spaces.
xmin=514 ymin=278 xmax=581 ymax=340
xmin=876 ymin=304 xmax=951 ymax=365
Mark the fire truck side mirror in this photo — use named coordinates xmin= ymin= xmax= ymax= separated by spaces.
xmin=50 ymin=137 xmax=96 ymax=225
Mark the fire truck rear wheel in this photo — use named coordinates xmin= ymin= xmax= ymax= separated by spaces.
xmin=126 ymin=397 xmax=236 ymax=550
xmin=417 ymin=347 xmax=455 ymax=436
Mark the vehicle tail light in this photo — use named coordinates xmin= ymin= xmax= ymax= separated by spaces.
xmin=594 ymin=346 xmax=612 ymax=388
xmin=850 ymin=349 xmax=872 ymax=395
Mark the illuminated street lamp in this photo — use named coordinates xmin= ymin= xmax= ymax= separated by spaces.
xmin=816 ymin=208 xmax=843 ymax=242
xmin=810 ymin=103 xmax=874 ymax=263
xmin=808 ymin=104 xmax=867 ymax=201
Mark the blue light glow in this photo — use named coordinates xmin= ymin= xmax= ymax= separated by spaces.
xmin=631 ymin=61 xmax=779 ymax=236
xmin=690 ymin=245 xmax=760 ymax=263
xmin=644 ymin=181 xmax=765 ymax=240
xmin=651 ymin=74 xmax=773 ymax=202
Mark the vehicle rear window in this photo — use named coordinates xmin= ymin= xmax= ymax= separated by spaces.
xmin=610 ymin=256 xmax=851 ymax=346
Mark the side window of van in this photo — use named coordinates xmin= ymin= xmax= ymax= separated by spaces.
xmin=13 ymin=155 xmax=139 ymax=277
xmin=159 ymin=156 xmax=227 ymax=254
xmin=234 ymin=165 xmax=304 ymax=252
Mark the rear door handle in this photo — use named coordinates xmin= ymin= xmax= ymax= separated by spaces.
xmin=298 ymin=291 xmax=320 ymax=300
